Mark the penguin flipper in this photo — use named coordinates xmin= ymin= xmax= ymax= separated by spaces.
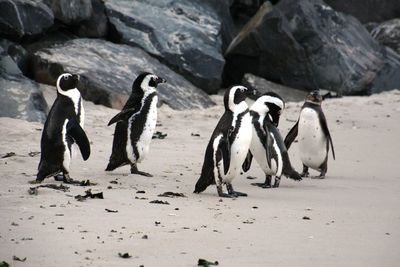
xmin=284 ymin=120 xmax=299 ymax=149
xmin=108 ymin=108 xmax=137 ymax=126
xmin=67 ymin=119 xmax=91 ymax=160
xmin=242 ymin=151 xmax=253 ymax=172
xmin=220 ymin=134 xmax=231 ymax=175
xmin=263 ymin=117 xmax=274 ymax=169
xmin=318 ymin=111 xmax=335 ymax=160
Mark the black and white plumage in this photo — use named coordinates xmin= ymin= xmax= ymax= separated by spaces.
xmin=105 ymin=72 xmax=166 ymax=177
xmin=284 ymin=90 xmax=335 ymax=178
xmin=244 ymin=92 xmax=302 ymax=188
xmin=194 ymin=85 xmax=257 ymax=198
xmin=36 ymin=73 xmax=90 ymax=183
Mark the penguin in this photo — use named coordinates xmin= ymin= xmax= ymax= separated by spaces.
xmin=36 ymin=73 xmax=90 ymax=183
xmin=243 ymin=92 xmax=302 ymax=188
xmin=194 ymin=85 xmax=257 ymax=198
xmin=284 ymin=90 xmax=335 ymax=178
xmin=105 ymin=72 xmax=166 ymax=177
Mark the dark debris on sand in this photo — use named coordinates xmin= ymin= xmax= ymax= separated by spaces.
xmin=75 ymin=189 xmax=104 ymax=201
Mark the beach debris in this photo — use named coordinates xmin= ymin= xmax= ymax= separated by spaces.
xmin=109 ymin=180 xmax=118 ymax=184
xmin=242 ymin=218 xmax=255 ymax=224
xmin=142 ymin=235 xmax=148 ymax=239
xmin=75 ymin=189 xmax=104 ymax=201
xmin=149 ymin=200 xmax=170 ymax=205
xmin=118 ymin=252 xmax=132 ymax=259
xmin=302 ymin=216 xmax=311 ymax=220
xmin=155 ymin=221 xmax=161 ymax=226
xmin=57 ymin=227 xmax=64 ymax=230
xmin=152 ymin=131 xmax=167 ymax=139
xmin=28 ymin=184 xmax=70 ymax=195
xmin=54 ymin=176 xmax=97 ymax=186
xmin=198 ymin=258 xmax=219 ymax=266
xmin=246 ymin=176 xmax=257 ymax=180
xmin=12 ymin=256 xmax=26 ymax=262
xmin=136 ymin=190 xmax=146 ymax=194
xmin=0 ymin=261 xmax=9 ymax=267
xmin=11 ymin=222 xmax=19 ymax=226
xmin=158 ymin=191 xmax=186 ymax=198
xmin=2 ymin=152 xmax=16 ymax=158
xmin=105 ymin=208 xmax=118 ymax=213
xmin=28 ymin=151 xmax=40 ymax=157
xmin=191 ymin=133 xmax=200 ymax=137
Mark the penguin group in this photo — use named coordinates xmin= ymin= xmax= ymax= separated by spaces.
xmin=35 ymin=72 xmax=335 ymax=198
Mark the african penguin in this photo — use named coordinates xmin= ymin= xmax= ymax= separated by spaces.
xmin=284 ymin=90 xmax=335 ymax=178
xmin=244 ymin=92 xmax=302 ymax=188
xmin=105 ymin=72 xmax=166 ymax=177
xmin=36 ymin=73 xmax=90 ymax=183
xmin=194 ymin=85 xmax=257 ymax=198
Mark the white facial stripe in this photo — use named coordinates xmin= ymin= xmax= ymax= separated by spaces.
xmin=140 ymin=75 xmax=158 ymax=92
xmin=250 ymin=97 xmax=269 ymax=113
xmin=229 ymin=86 xmax=247 ymax=111
xmin=263 ymin=96 xmax=284 ymax=110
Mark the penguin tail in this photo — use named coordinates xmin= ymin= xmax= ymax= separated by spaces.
xmin=105 ymin=160 xmax=127 ymax=171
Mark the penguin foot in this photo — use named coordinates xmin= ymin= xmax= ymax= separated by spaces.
xmin=251 ymin=182 xmax=272 ymax=189
xmin=54 ymin=174 xmax=74 ymax=183
xmin=273 ymin=180 xmax=280 ymax=188
xmin=300 ymin=171 xmax=309 ymax=178
xmin=29 ymin=179 xmax=43 ymax=184
xmin=130 ymin=164 xmax=153 ymax=177
xmin=230 ymin=191 xmax=248 ymax=197
xmin=312 ymin=175 xmax=325 ymax=179
xmin=218 ymin=192 xmax=236 ymax=198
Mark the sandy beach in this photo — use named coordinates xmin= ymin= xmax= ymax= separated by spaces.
xmin=1 ymin=86 xmax=399 ymax=267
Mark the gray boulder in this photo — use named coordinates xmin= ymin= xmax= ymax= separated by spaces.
xmin=43 ymin=0 xmax=92 ymax=25
xmin=224 ymin=0 xmax=400 ymax=95
xmin=371 ymin=19 xmax=400 ymax=54
xmin=0 ymin=0 xmax=54 ymax=40
xmin=324 ymin=0 xmax=400 ymax=24
xmin=1 ymin=47 xmax=48 ymax=123
xmin=104 ymin=0 xmax=227 ymax=94
xmin=0 ymin=39 xmax=29 ymax=74
xmin=75 ymin=0 xmax=108 ymax=38
xmin=31 ymin=38 xmax=215 ymax=110
xmin=242 ymin=73 xmax=307 ymax=102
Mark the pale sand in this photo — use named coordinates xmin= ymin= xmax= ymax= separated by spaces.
xmin=0 ymin=86 xmax=399 ymax=266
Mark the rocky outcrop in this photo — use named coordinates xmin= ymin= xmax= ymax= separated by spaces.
xmin=324 ymin=0 xmax=400 ymax=24
xmin=0 ymin=39 xmax=29 ymax=75
xmin=43 ymin=0 xmax=92 ymax=25
xmin=242 ymin=73 xmax=307 ymax=102
xmin=371 ymin=19 xmax=400 ymax=54
xmin=224 ymin=0 xmax=400 ymax=95
xmin=0 ymin=47 xmax=48 ymax=123
xmin=104 ymin=0 xmax=227 ymax=94
xmin=31 ymin=38 xmax=215 ymax=110
xmin=0 ymin=0 xmax=54 ymax=40
xmin=75 ymin=0 xmax=108 ymax=38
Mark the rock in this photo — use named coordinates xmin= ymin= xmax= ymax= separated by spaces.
xmin=0 ymin=0 xmax=54 ymax=40
xmin=104 ymin=0 xmax=226 ymax=93
xmin=224 ymin=0 xmax=400 ymax=95
xmin=75 ymin=0 xmax=108 ymax=38
xmin=0 ymin=39 xmax=29 ymax=75
xmin=43 ymin=0 xmax=92 ymax=25
xmin=324 ymin=0 xmax=400 ymax=24
xmin=371 ymin=19 xmax=400 ymax=54
xmin=31 ymin=38 xmax=215 ymax=110
xmin=0 ymin=71 xmax=48 ymax=123
xmin=242 ymin=73 xmax=307 ymax=102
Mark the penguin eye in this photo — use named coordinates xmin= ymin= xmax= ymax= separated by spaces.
xmin=64 ymin=76 xmax=69 ymax=80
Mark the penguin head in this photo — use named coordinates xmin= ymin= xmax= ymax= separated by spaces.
xmin=251 ymin=92 xmax=285 ymax=126
xmin=224 ymin=85 xmax=257 ymax=112
xmin=306 ymin=90 xmax=323 ymax=105
xmin=57 ymin=73 xmax=80 ymax=92
xmin=133 ymin=72 xmax=166 ymax=93
xmin=56 ymin=73 xmax=80 ymax=98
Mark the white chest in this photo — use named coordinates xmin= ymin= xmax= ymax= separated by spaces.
xmin=224 ymin=112 xmax=252 ymax=181
xmin=298 ymin=108 xmax=327 ymax=169
xmin=135 ymin=95 xmax=158 ymax=162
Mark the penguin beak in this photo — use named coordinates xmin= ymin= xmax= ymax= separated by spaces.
xmin=155 ymin=77 xmax=166 ymax=84
xmin=247 ymin=86 xmax=258 ymax=97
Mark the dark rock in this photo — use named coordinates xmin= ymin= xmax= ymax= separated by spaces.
xmin=104 ymin=0 xmax=226 ymax=93
xmin=371 ymin=19 xmax=400 ymax=54
xmin=31 ymin=38 xmax=215 ymax=110
xmin=324 ymin=0 xmax=400 ymax=24
xmin=0 ymin=39 xmax=29 ymax=75
xmin=43 ymin=0 xmax=92 ymax=25
xmin=224 ymin=0 xmax=400 ymax=95
xmin=0 ymin=0 xmax=54 ymax=40
xmin=0 ymin=48 xmax=48 ymax=122
xmin=242 ymin=73 xmax=307 ymax=102
xmin=75 ymin=0 xmax=108 ymax=38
